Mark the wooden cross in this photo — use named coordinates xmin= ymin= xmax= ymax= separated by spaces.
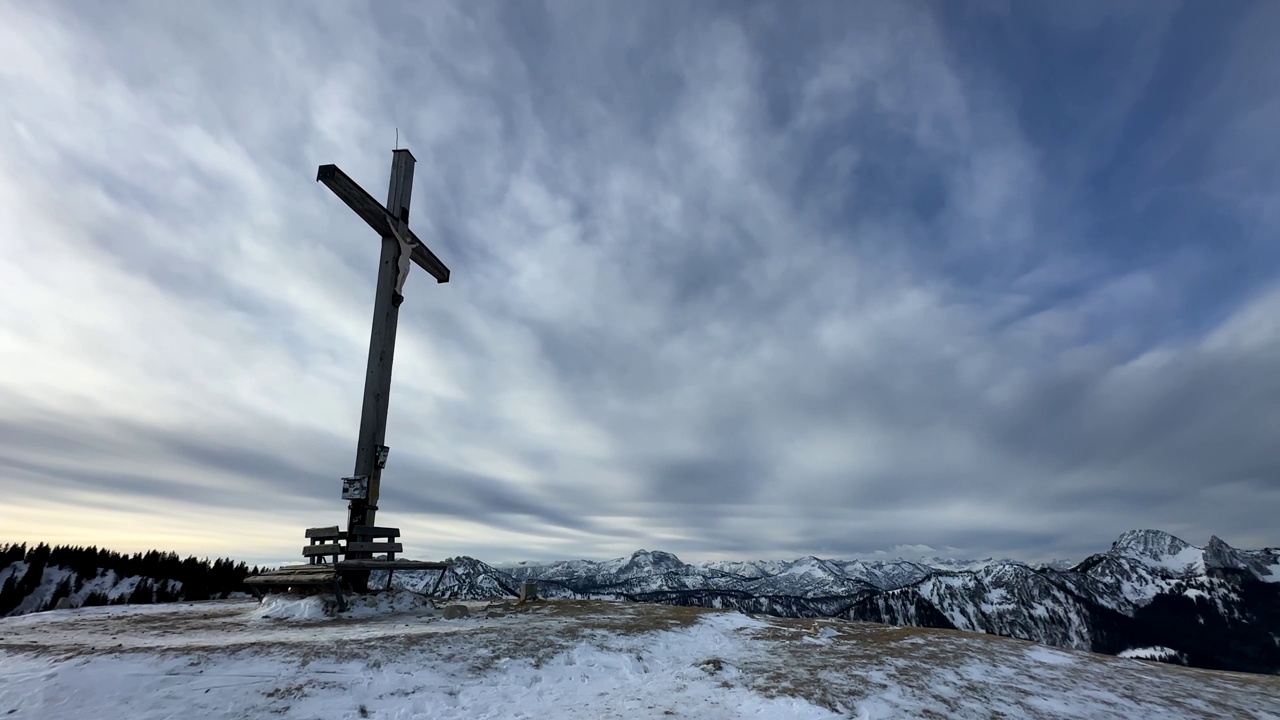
xmin=316 ymin=149 xmax=449 ymax=564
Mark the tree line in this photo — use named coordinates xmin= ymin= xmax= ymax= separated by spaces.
xmin=0 ymin=542 xmax=260 ymax=615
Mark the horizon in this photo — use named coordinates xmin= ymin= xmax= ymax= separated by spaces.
xmin=2 ymin=2 xmax=1279 ymax=567
xmin=2 ymin=526 xmax=1265 ymax=572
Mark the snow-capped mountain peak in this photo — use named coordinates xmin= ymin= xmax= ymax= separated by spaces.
xmin=1110 ymin=529 xmax=1195 ymax=564
xmin=1100 ymin=530 xmax=1280 ymax=583
xmin=780 ymin=556 xmax=841 ymax=578
xmin=1202 ymin=535 xmax=1279 ymax=579
xmin=619 ymin=549 xmax=684 ymax=574
xmin=916 ymin=556 xmax=1015 ymax=572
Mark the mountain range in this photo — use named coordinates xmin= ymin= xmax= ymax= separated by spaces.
xmin=5 ymin=531 xmax=1277 ymax=675
xmin=382 ymin=529 xmax=1280 ymax=675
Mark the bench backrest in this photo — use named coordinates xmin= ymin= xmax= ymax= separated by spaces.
xmin=302 ymin=525 xmax=404 ymax=563
xmin=303 ymin=526 xmax=348 ymax=565
xmin=305 ymin=526 xmax=345 ymax=540
xmin=348 ymin=526 xmax=403 ymax=560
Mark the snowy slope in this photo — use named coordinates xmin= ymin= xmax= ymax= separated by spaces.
xmin=0 ymin=562 xmax=183 ymax=617
xmin=2 ymin=597 xmax=1277 ymax=719
xmin=846 ymin=530 xmax=1280 ymax=673
xmin=847 ymin=563 xmax=1094 ymax=650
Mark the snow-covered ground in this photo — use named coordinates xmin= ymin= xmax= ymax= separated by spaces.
xmin=1 ymin=595 xmax=1277 ymax=719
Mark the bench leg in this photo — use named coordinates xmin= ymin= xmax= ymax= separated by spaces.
xmin=385 ymin=569 xmax=394 ymax=592
xmin=332 ymin=578 xmax=348 ymax=613
xmin=429 ymin=568 xmax=446 ymax=597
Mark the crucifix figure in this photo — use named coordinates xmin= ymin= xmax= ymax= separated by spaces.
xmin=316 ymin=149 xmax=450 ymax=569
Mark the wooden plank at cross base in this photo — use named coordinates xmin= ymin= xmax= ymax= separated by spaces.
xmin=305 ymin=526 xmax=344 ymax=539
xmin=335 ymin=559 xmax=450 ymax=571
xmin=243 ymin=565 xmax=337 ymax=586
xmin=345 ymin=542 xmax=403 ymax=554
xmin=352 ymin=525 xmax=400 ymax=538
xmin=243 ymin=565 xmax=348 ymax=611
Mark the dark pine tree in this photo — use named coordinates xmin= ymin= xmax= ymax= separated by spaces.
xmin=127 ymin=579 xmax=155 ymax=605
xmin=0 ymin=543 xmax=27 ymax=573
xmin=2 ymin=542 xmax=256 ymax=613
xmin=0 ymin=572 xmax=22 ymax=616
xmin=43 ymin=578 xmax=73 ymax=611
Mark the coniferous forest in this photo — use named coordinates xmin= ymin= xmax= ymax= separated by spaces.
xmin=0 ymin=542 xmax=258 ymax=616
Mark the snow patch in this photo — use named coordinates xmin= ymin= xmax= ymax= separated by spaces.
xmin=247 ymin=591 xmax=436 ymax=622
xmin=1024 ymin=646 xmax=1077 ymax=666
xmin=247 ymin=594 xmax=331 ymax=621
xmin=10 ymin=567 xmax=72 ymax=615
xmin=1151 ymin=546 xmax=1205 ymax=574
xmin=1119 ymin=646 xmax=1188 ymax=664
xmin=802 ymin=627 xmax=841 ymax=645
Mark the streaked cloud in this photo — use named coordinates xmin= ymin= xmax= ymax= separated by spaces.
xmin=1 ymin=1 xmax=1277 ymax=566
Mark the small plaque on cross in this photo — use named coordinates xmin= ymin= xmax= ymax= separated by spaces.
xmin=341 ymin=476 xmax=370 ymax=500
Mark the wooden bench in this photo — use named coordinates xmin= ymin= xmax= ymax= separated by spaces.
xmin=337 ymin=558 xmax=452 ymax=593
xmin=302 ymin=526 xmax=347 ymax=565
xmin=304 ymin=524 xmax=449 ymax=593
xmin=244 ymin=564 xmax=348 ymax=612
xmin=245 ymin=524 xmax=453 ymax=609
xmin=343 ymin=526 xmax=450 ymax=592
xmin=346 ymin=525 xmax=403 ymax=560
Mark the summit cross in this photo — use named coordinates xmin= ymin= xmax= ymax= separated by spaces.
xmin=316 ymin=149 xmax=450 ymax=560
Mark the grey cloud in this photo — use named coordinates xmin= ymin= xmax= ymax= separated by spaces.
xmin=384 ymin=465 xmax=602 ymax=536
xmin=0 ymin=403 xmax=603 ymax=541
xmin=0 ymin=410 xmax=337 ymax=507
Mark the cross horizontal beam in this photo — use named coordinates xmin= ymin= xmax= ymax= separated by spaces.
xmin=316 ymin=164 xmax=451 ymax=283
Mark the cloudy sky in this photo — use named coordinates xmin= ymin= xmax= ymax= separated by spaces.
xmin=2 ymin=1 xmax=1278 ymax=567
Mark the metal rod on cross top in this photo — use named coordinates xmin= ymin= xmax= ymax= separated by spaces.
xmin=316 ymin=149 xmax=450 ymax=589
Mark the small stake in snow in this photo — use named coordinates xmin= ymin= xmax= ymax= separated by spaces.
xmin=518 ymin=581 xmax=539 ymax=606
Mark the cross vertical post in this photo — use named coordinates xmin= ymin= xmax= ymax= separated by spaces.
xmin=347 ymin=149 xmax=415 ymax=560
xmin=316 ymin=147 xmax=450 ymax=593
